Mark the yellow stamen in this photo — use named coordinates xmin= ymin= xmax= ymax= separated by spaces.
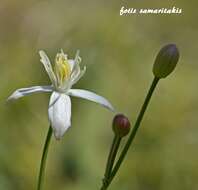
xmin=55 ymin=52 xmax=71 ymax=85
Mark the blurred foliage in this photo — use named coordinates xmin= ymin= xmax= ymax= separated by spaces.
xmin=0 ymin=0 xmax=198 ymax=190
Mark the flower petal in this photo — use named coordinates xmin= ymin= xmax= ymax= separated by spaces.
xmin=70 ymin=66 xmax=86 ymax=86
xmin=48 ymin=92 xmax=71 ymax=139
xmin=39 ymin=50 xmax=57 ymax=86
xmin=70 ymin=50 xmax=81 ymax=74
xmin=7 ymin=85 xmax=52 ymax=101
xmin=68 ymin=59 xmax=75 ymax=70
xmin=68 ymin=89 xmax=114 ymax=111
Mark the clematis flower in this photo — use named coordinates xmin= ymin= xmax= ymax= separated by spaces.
xmin=8 ymin=50 xmax=114 ymax=139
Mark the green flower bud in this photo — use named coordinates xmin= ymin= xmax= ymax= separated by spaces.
xmin=153 ymin=44 xmax=179 ymax=78
xmin=112 ymin=114 xmax=131 ymax=138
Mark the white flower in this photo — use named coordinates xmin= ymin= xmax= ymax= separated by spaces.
xmin=8 ymin=50 xmax=114 ymax=139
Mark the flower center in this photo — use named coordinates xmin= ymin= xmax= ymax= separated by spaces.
xmin=55 ymin=51 xmax=71 ymax=86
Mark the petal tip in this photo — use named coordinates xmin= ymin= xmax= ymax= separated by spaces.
xmin=105 ymin=102 xmax=115 ymax=112
xmin=39 ymin=50 xmax=48 ymax=61
xmin=6 ymin=96 xmax=12 ymax=102
xmin=7 ymin=91 xmax=21 ymax=101
xmin=39 ymin=50 xmax=45 ymax=55
xmin=53 ymin=125 xmax=71 ymax=140
xmin=109 ymin=105 xmax=115 ymax=112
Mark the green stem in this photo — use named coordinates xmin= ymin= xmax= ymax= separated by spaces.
xmin=37 ymin=126 xmax=53 ymax=190
xmin=101 ymin=135 xmax=121 ymax=189
xmin=105 ymin=77 xmax=159 ymax=189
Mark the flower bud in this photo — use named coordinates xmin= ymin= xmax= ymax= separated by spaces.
xmin=153 ymin=44 xmax=179 ymax=78
xmin=112 ymin=114 xmax=131 ymax=138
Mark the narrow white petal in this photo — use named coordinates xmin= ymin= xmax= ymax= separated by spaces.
xmin=7 ymin=85 xmax=52 ymax=101
xmin=39 ymin=50 xmax=57 ymax=86
xmin=70 ymin=50 xmax=81 ymax=74
xmin=48 ymin=92 xmax=71 ymax=139
xmin=74 ymin=50 xmax=81 ymax=67
xmin=68 ymin=59 xmax=75 ymax=70
xmin=68 ymin=89 xmax=114 ymax=111
xmin=70 ymin=66 xmax=86 ymax=86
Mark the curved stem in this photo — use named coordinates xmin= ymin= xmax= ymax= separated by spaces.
xmin=37 ymin=126 xmax=53 ymax=190
xmin=101 ymin=136 xmax=121 ymax=190
xmin=105 ymin=77 xmax=160 ymax=189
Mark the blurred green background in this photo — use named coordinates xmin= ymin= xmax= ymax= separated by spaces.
xmin=1 ymin=0 xmax=198 ymax=190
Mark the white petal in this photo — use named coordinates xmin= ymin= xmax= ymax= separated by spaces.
xmin=7 ymin=85 xmax=52 ymax=101
xmin=74 ymin=50 xmax=81 ymax=66
xmin=48 ymin=92 xmax=71 ymax=139
xmin=70 ymin=66 xmax=86 ymax=86
xmin=70 ymin=50 xmax=81 ymax=73
xmin=68 ymin=59 xmax=75 ymax=70
xmin=68 ymin=89 xmax=114 ymax=112
xmin=39 ymin=50 xmax=57 ymax=86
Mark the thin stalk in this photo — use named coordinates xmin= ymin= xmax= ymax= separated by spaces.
xmin=101 ymin=135 xmax=121 ymax=189
xmin=37 ymin=126 xmax=53 ymax=190
xmin=104 ymin=77 xmax=159 ymax=189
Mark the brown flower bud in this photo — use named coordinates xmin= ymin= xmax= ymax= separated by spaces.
xmin=112 ymin=114 xmax=131 ymax=138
